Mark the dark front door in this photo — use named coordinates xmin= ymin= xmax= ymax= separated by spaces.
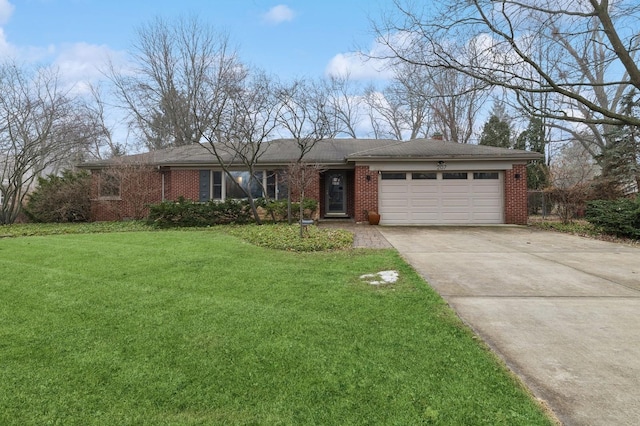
xmin=325 ymin=171 xmax=347 ymax=216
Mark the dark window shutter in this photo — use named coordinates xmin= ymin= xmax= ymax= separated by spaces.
xmin=199 ymin=170 xmax=210 ymax=202
xmin=212 ymin=171 xmax=222 ymax=199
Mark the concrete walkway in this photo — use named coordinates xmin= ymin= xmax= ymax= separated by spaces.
xmin=378 ymin=226 xmax=640 ymax=426
xmin=318 ymin=221 xmax=392 ymax=249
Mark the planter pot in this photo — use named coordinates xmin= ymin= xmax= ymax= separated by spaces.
xmin=368 ymin=211 xmax=381 ymax=225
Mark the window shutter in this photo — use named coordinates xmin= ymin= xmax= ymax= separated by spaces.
xmin=199 ymin=170 xmax=210 ymax=202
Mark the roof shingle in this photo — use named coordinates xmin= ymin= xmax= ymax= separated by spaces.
xmin=79 ymin=138 xmax=542 ymax=168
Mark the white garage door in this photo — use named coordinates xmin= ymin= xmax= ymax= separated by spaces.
xmin=378 ymin=171 xmax=504 ymax=225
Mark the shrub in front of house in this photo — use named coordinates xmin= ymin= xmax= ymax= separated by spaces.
xmin=256 ymin=198 xmax=318 ymax=222
xmin=24 ymin=170 xmax=91 ymax=223
xmin=146 ymin=197 xmax=252 ymax=228
xmin=585 ymin=197 xmax=640 ymax=239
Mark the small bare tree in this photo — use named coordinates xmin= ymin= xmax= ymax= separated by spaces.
xmin=275 ymin=78 xmax=332 ymax=231
xmin=285 ymin=162 xmax=325 ymax=237
xmin=98 ymin=159 xmax=160 ymax=220
xmin=547 ymin=139 xmax=599 ymax=223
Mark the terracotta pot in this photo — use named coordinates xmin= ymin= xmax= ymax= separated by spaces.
xmin=368 ymin=211 xmax=381 ymax=225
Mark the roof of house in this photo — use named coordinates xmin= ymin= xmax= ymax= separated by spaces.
xmin=80 ymin=138 xmax=542 ymax=168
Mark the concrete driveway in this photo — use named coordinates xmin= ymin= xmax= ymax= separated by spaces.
xmin=378 ymin=226 xmax=640 ymax=426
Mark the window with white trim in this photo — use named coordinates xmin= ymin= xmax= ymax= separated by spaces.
xmin=199 ymin=170 xmax=283 ymax=201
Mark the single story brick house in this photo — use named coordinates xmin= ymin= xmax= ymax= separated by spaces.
xmin=79 ymin=138 xmax=542 ymax=225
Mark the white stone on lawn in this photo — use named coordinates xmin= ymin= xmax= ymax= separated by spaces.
xmin=359 ymin=270 xmax=399 ymax=285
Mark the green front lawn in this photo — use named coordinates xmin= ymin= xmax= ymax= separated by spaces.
xmin=0 ymin=228 xmax=553 ymax=425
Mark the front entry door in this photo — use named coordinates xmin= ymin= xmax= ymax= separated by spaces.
xmin=325 ymin=171 xmax=347 ymax=216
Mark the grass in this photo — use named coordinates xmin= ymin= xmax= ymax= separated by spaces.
xmin=529 ymin=219 xmax=601 ymax=236
xmin=0 ymin=228 xmax=554 ymax=425
xmin=0 ymin=222 xmax=354 ymax=252
xmin=0 ymin=220 xmax=151 ymax=237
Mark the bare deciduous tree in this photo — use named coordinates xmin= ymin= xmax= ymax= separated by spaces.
xmin=323 ymin=74 xmax=363 ymax=138
xmin=0 ymin=62 xmax=82 ymax=224
xmin=275 ymin=78 xmax=332 ymax=230
xmin=99 ymin=160 xmax=161 ymax=220
xmin=108 ymin=16 xmax=239 ymax=150
xmin=198 ymin=71 xmax=281 ymax=224
xmin=426 ymin=68 xmax=489 ymax=143
xmin=78 ymin=84 xmax=128 ymax=160
xmin=373 ymin=0 xmax=640 ymax=128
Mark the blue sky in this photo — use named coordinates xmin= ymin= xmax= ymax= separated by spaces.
xmin=0 ymin=0 xmax=393 ymax=86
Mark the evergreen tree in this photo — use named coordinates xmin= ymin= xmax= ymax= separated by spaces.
xmin=595 ymin=91 xmax=640 ymax=195
xmin=479 ymin=115 xmax=511 ymax=148
xmin=516 ymin=117 xmax=549 ymax=189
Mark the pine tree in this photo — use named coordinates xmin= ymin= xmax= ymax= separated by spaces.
xmin=516 ymin=117 xmax=549 ymax=190
xmin=479 ymin=105 xmax=511 ymax=148
xmin=595 ymin=91 xmax=640 ymax=195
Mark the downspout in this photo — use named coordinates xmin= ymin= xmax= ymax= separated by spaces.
xmin=161 ymin=171 xmax=165 ymax=201
xmin=157 ymin=166 xmax=165 ymax=201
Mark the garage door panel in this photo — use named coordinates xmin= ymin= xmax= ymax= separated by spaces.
xmin=445 ymin=186 xmax=472 ymax=194
xmin=383 ymin=212 xmax=410 ymax=221
xmin=379 ymin=171 xmax=504 ymax=225
xmin=410 ymin=212 xmax=440 ymax=221
xmin=411 ymin=198 xmax=440 ymax=211
xmin=473 ymin=198 xmax=501 ymax=207
xmin=441 ymin=199 xmax=471 ymax=208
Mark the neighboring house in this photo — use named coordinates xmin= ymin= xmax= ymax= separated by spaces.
xmin=79 ymin=138 xmax=542 ymax=225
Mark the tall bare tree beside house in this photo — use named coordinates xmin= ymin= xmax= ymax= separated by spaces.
xmin=197 ymin=71 xmax=282 ymax=225
xmin=362 ymin=62 xmax=486 ymax=141
xmin=108 ymin=16 xmax=238 ymax=151
xmin=323 ymin=74 xmax=363 ymax=138
xmin=78 ymin=83 xmax=128 ymax=160
xmin=0 ymin=62 xmax=84 ymax=224
xmin=374 ymin=0 xmax=640 ymax=127
xmin=363 ymin=85 xmax=407 ymax=140
xmin=372 ymin=0 xmax=640 ymax=182
xmin=426 ymin=68 xmax=489 ymax=143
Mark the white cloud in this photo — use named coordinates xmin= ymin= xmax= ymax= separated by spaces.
xmin=325 ymin=52 xmax=395 ymax=81
xmin=325 ymin=32 xmax=414 ymax=81
xmin=0 ymin=0 xmax=14 ymax=25
xmin=0 ymin=27 xmax=14 ymax=56
xmin=262 ymin=5 xmax=295 ymax=25
xmin=53 ymin=42 xmax=126 ymax=93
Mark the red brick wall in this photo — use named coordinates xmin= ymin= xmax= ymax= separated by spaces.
xmin=166 ymin=170 xmax=199 ymax=201
xmin=289 ymin=168 xmax=320 ymax=201
xmin=90 ymin=168 xmax=163 ymax=221
xmin=90 ymin=164 xmax=531 ymax=224
xmin=505 ymin=164 xmax=528 ymax=225
xmin=354 ymin=165 xmax=378 ymax=222
xmin=346 ymin=171 xmax=355 ymax=218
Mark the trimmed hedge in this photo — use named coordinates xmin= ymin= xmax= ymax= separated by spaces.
xmin=585 ymin=197 xmax=640 ymax=239
xmin=256 ymin=198 xmax=318 ymax=221
xmin=146 ymin=198 xmax=252 ymax=228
